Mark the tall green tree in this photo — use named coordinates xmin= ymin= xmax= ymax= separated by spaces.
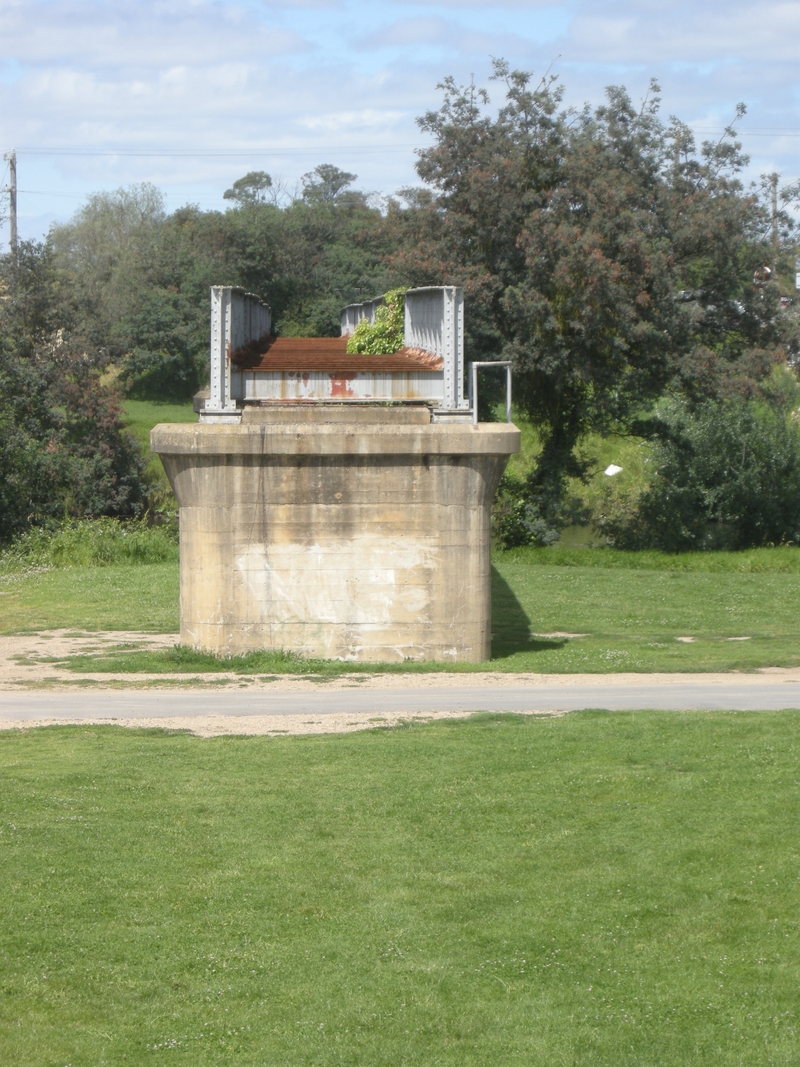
xmin=0 ymin=242 xmax=147 ymax=540
xmin=411 ymin=61 xmax=787 ymax=524
xmin=50 ymin=173 xmax=403 ymax=392
xmin=223 ymin=171 xmax=275 ymax=207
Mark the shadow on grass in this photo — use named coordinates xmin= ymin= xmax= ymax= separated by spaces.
xmin=54 ymin=568 xmax=564 ymax=675
xmin=490 ymin=564 xmax=566 ymax=659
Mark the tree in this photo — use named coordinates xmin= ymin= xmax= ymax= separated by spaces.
xmin=0 ymin=241 xmax=147 ymax=540
xmin=49 ymin=171 xmax=403 ymax=387
xmin=223 ymin=171 xmax=274 ymax=207
xmin=50 ymin=183 xmax=166 ymax=358
xmin=301 ymin=164 xmax=360 ymax=206
xmin=410 ymin=61 xmax=787 ymax=530
xmin=596 ymin=397 xmax=800 ymax=551
xmin=52 ymin=187 xmax=219 ymax=398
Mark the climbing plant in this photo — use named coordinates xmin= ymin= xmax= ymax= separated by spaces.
xmin=346 ymin=288 xmax=407 ymax=354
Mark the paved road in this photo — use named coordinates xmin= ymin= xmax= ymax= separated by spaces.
xmin=1 ymin=680 xmax=800 ymax=720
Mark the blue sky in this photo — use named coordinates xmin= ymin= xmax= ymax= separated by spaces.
xmin=2 ymin=0 xmax=800 ymax=243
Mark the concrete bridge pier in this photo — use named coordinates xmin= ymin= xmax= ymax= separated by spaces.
xmin=152 ymin=407 xmax=519 ymax=663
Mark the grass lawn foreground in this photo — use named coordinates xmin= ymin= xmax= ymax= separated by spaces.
xmin=1 ymin=711 xmax=798 ymax=1065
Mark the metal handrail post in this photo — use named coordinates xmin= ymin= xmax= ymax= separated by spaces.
xmin=468 ymin=361 xmax=513 ymax=425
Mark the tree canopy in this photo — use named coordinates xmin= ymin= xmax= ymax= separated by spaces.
xmin=223 ymin=171 xmax=275 ymax=208
xmin=2 ymin=62 xmax=798 ymax=545
xmin=0 ymin=242 xmax=147 ymax=538
xmin=405 ymin=61 xmax=794 ymax=520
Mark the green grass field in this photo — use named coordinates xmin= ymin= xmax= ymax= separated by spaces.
xmin=123 ymin=398 xmax=196 ymax=502
xmin=0 ymin=564 xmax=179 ymax=635
xmin=1 ymin=711 xmax=798 ymax=1065
xmin=3 ymin=546 xmax=800 ymax=673
xmin=122 ymin=398 xmax=197 ymax=447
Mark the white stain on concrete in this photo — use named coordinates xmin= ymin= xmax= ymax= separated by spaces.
xmin=235 ymin=535 xmax=439 ymax=627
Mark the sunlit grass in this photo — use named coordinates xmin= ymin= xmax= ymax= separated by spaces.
xmin=0 ymin=563 xmax=179 ymax=634
xmin=4 ymin=547 xmax=800 ymax=672
xmin=122 ymin=398 xmax=196 ymax=502
xmin=502 ymin=410 xmax=651 ymax=522
xmin=1 ymin=712 xmax=798 ymax=1065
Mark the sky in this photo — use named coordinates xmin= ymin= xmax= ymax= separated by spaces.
xmin=2 ymin=0 xmax=800 ymax=246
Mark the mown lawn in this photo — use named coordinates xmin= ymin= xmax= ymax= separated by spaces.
xmin=1 ymin=712 xmax=798 ymax=1065
xmin=0 ymin=563 xmax=179 ymax=635
xmin=4 ymin=547 xmax=800 ymax=673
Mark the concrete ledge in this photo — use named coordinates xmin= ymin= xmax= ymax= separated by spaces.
xmin=151 ymin=421 xmax=520 ymax=457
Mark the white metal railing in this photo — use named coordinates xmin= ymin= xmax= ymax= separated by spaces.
xmin=205 ymin=286 xmax=271 ymax=418
xmin=340 ymin=296 xmax=384 ymax=336
xmin=468 ymin=361 xmax=512 ymax=426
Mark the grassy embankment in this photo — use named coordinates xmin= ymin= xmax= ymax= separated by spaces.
xmin=503 ymin=415 xmax=650 ymax=545
xmin=1 ymin=711 xmax=798 ymax=1065
xmin=123 ymin=398 xmax=196 ymax=507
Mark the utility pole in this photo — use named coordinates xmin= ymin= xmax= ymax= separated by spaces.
xmin=3 ymin=148 xmax=17 ymax=258
xmin=770 ymin=171 xmax=779 ymax=258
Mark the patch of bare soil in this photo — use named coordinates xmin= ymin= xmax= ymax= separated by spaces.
xmin=0 ymin=630 xmax=178 ymax=688
xmin=3 ymin=631 xmax=800 ymax=693
xmin=0 ymin=708 xmax=566 ymax=739
xmin=3 ymin=631 xmax=800 ymax=738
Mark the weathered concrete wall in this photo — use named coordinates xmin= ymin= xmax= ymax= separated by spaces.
xmin=152 ymin=409 xmax=519 ymax=663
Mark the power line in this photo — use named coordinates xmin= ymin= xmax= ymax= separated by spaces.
xmin=8 ymin=127 xmax=800 ymax=160
xmin=14 ymin=144 xmax=428 ymax=158
xmin=18 ymin=189 xmax=97 ymax=198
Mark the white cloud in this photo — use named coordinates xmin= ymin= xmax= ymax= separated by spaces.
xmin=0 ymin=0 xmax=307 ymax=68
xmin=358 ymin=16 xmax=450 ymax=48
xmin=299 ymin=109 xmax=408 ymax=131
xmin=569 ymin=2 xmax=800 ymax=64
xmin=0 ymin=0 xmax=799 ymax=243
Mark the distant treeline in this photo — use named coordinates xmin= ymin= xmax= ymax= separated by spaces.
xmin=2 ymin=60 xmax=800 ymax=547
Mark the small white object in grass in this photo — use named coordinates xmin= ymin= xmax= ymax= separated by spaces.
xmin=675 ymin=636 xmax=696 ymax=643
xmin=604 ymin=464 xmax=623 ymax=476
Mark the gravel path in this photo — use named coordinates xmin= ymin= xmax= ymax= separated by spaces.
xmin=2 ymin=672 xmax=800 ymax=736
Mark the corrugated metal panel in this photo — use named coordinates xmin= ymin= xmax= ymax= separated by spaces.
xmin=339 ymin=287 xmax=468 ymax=411
xmin=238 ymin=371 xmax=445 ymax=403
xmin=405 ymin=287 xmax=467 ymax=411
xmin=340 ymin=296 xmax=384 ymax=336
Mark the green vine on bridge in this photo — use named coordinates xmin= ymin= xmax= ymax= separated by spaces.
xmin=345 ymin=288 xmax=407 ymax=354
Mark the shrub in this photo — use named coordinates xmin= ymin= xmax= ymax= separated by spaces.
xmin=492 ymin=473 xmax=560 ymax=548
xmin=596 ymin=399 xmax=800 ymax=551
xmin=0 ymin=517 xmax=179 ymax=575
xmin=0 ymin=242 xmax=150 ymax=540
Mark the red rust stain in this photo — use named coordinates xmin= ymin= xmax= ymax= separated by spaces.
xmin=329 ymin=373 xmax=356 ymax=397
xmin=230 ymin=335 xmax=442 ymax=373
